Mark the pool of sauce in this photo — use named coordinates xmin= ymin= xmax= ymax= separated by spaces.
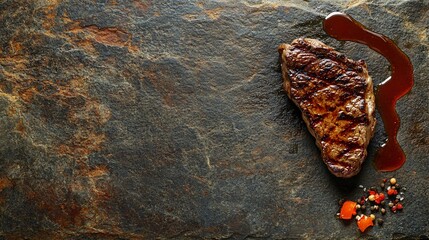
xmin=322 ymin=12 xmax=414 ymax=171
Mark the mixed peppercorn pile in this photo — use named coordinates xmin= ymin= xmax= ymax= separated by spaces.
xmin=336 ymin=178 xmax=405 ymax=232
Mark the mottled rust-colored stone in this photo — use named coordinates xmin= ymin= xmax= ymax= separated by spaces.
xmin=0 ymin=0 xmax=428 ymax=239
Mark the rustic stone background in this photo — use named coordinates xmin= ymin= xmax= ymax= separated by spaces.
xmin=0 ymin=0 xmax=428 ymax=239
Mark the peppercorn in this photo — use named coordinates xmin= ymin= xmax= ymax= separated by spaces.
xmin=374 ymin=205 xmax=379 ymax=211
xmin=370 ymin=214 xmax=376 ymax=220
xmin=388 ymin=189 xmax=398 ymax=196
xmin=356 ymin=204 xmax=361 ymax=210
xmin=390 ymin=178 xmax=397 ymax=185
xmin=369 ymin=186 xmax=376 ymax=191
xmin=395 ymin=183 xmax=400 ymax=190
xmin=392 ymin=206 xmax=397 ymax=212
xmin=370 ymin=206 xmax=375 ymax=211
xmin=380 ymin=182 xmax=385 ymax=189
xmin=377 ymin=218 xmax=384 ymax=225
xmin=374 ymin=193 xmax=385 ymax=204
xmin=361 ymin=205 xmax=366 ymax=210
xmin=380 ymin=200 xmax=385 ymax=205
xmin=339 ymin=198 xmax=345 ymax=206
xmin=381 ymin=208 xmax=386 ymax=214
xmin=388 ymin=202 xmax=394 ymax=208
xmin=396 ymin=203 xmax=403 ymax=210
xmin=359 ymin=196 xmax=366 ymax=205
xmin=391 ymin=186 xmax=396 ymax=190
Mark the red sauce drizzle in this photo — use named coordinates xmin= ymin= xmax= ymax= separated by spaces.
xmin=322 ymin=12 xmax=414 ymax=171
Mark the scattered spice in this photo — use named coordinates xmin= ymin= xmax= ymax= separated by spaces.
xmin=336 ymin=177 xmax=405 ymax=233
xmin=357 ymin=215 xmax=374 ymax=232
xmin=340 ymin=200 xmax=357 ymax=219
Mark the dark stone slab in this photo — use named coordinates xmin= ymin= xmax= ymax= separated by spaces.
xmin=0 ymin=0 xmax=428 ymax=239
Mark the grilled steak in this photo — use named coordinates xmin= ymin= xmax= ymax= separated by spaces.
xmin=278 ymin=38 xmax=376 ymax=178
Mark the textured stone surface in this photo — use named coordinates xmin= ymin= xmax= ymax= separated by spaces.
xmin=0 ymin=0 xmax=428 ymax=239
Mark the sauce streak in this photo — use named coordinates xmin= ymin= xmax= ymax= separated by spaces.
xmin=322 ymin=12 xmax=414 ymax=171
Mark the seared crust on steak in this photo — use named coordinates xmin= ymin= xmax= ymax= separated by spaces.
xmin=278 ymin=38 xmax=376 ymax=178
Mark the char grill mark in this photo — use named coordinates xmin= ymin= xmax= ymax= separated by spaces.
xmin=278 ymin=38 xmax=376 ymax=178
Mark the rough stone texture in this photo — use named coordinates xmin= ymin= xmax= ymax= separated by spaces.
xmin=0 ymin=0 xmax=428 ymax=239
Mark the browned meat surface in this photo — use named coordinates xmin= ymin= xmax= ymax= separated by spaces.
xmin=278 ymin=38 xmax=376 ymax=178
